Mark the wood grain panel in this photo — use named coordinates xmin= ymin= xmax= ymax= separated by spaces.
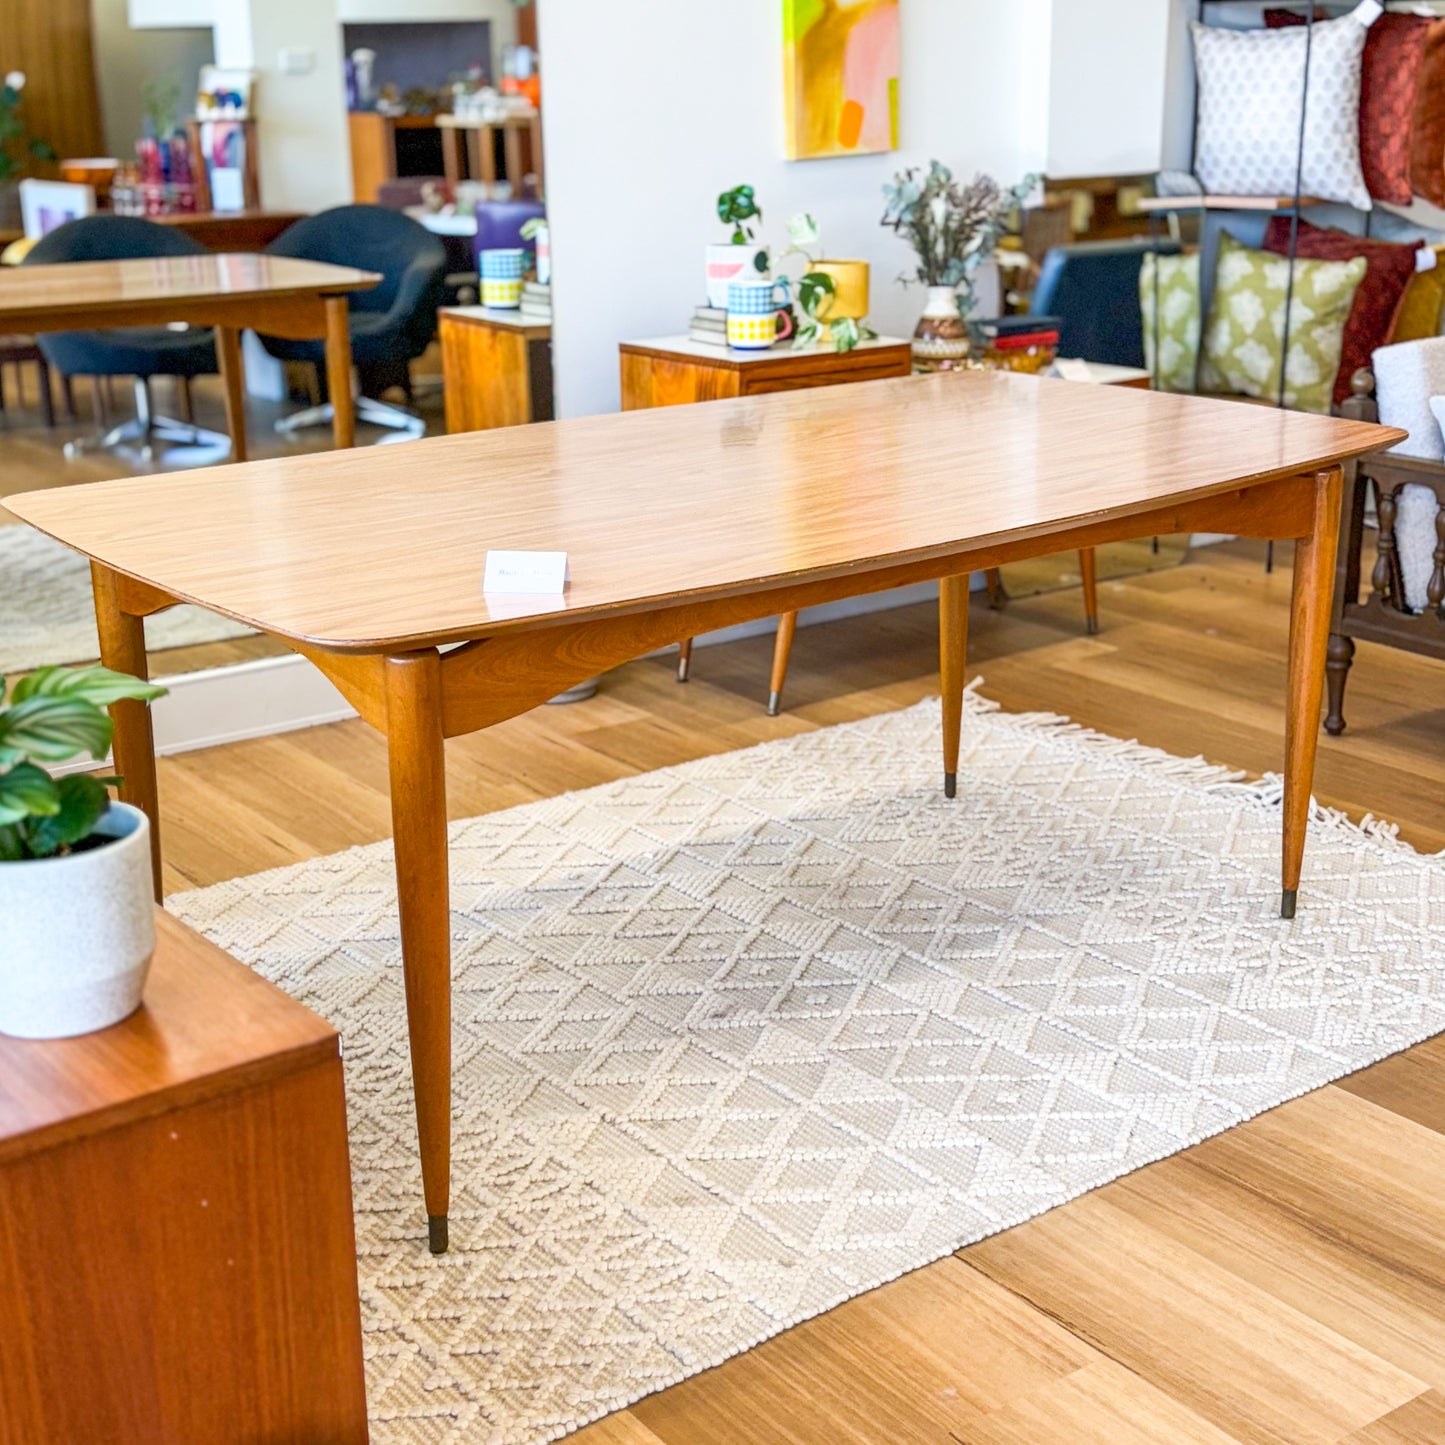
xmin=964 ymin=1188 xmax=1423 ymax=1442
xmin=441 ymin=310 xmax=533 ymax=431
xmin=620 ymin=355 xmax=742 ymax=409
xmin=348 ymin=111 xmax=395 ymax=204
xmin=0 ymin=913 xmax=366 ymax=1445
xmin=6 ymin=0 xmax=103 ymax=172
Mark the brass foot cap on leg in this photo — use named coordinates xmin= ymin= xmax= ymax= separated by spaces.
xmin=767 ymin=690 xmax=782 ymax=717
xmin=676 ymin=659 xmax=690 ymax=683
xmin=944 ymin=772 xmax=957 ymax=800
xmin=1086 ymin=616 xmax=1100 ymax=636
xmin=428 ymin=1214 xmax=449 ymax=1254
xmin=1281 ymin=889 xmax=1298 ymax=921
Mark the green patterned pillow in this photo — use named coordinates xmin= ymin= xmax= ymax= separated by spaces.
xmin=1140 ymin=251 xmax=1201 ymax=394
xmin=1200 ymin=231 xmax=1366 ymax=414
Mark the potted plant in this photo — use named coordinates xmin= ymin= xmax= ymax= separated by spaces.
xmin=0 ymin=70 xmax=56 ymax=232
xmin=881 ymin=162 xmax=1037 ymax=369
xmin=0 ymin=665 xmax=167 ymax=1039
xmin=705 ymin=183 xmax=770 ymax=309
xmin=781 ymin=211 xmax=877 ymax=353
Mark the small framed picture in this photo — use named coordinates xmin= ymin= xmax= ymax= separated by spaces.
xmin=18 ymin=179 xmax=96 ymax=240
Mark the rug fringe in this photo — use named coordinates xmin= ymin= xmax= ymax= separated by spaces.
xmin=961 ymin=680 xmax=1443 ymax=864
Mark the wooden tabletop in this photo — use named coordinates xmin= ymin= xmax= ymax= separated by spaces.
xmin=621 ymin=334 xmax=912 ymax=368
xmin=440 ymin=303 xmax=550 ymax=338
xmin=0 ymin=253 xmax=379 ymax=326
xmin=8 ymin=371 xmax=1399 ymax=653
xmin=0 ymin=911 xmax=337 ymax=1164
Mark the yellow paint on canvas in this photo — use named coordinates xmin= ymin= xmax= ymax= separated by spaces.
xmin=783 ymin=0 xmax=900 ymax=161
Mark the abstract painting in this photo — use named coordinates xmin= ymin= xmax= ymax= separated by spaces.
xmin=783 ymin=0 xmax=900 ymax=161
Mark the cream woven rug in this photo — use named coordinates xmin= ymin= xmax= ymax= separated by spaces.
xmin=0 ymin=524 xmax=252 ymax=673
xmin=169 ymin=689 xmax=1445 ymax=1444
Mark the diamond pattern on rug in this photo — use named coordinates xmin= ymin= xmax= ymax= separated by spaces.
xmin=168 ymin=688 xmax=1445 ymax=1444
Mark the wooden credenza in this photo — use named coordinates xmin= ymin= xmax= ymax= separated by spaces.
xmin=0 ymin=911 xmax=369 ymax=1444
xmin=619 ymin=334 xmax=913 ymax=410
xmin=441 ymin=305 xmax=553 ymax=433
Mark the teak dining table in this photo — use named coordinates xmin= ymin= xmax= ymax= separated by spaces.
xmin=0 ymin=253 xmax=381 ymax=458
xmin=7 ymin=371 xmax=1401 ymax=1255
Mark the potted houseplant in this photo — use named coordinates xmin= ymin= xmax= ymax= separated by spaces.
xmin=0 ymin=70 xmax=56 ymax=232
xmin=705 ymin=183 xmax=769 ymax=309
xmin=781 ymin=211 xmax=877 ymax=353
xmin=0 ymin=665 xmax=167 ymax=1038
xmin=881 ymin=162 xmax=1036 ymax=369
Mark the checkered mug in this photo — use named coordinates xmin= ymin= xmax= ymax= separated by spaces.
xmin=726 ymin=276 xmax=790 ymax=350
xmin=481 ymin=247 xmax=526 ymax=309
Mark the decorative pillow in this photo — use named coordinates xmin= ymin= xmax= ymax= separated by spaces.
xmin=1262 ymin=217 xmax=1417 ymax=405
xmin=1411 ymin=21 xmax=1445 ymax=208
xmin=1201 ymin=232 xmax=1366 ymax=413
xmin=1266 ymin=10 xmax=1431 ymax=206
xmin=1191 ymin=4 xmax=1378 ymax=210
xmin=1394 ymin=247 xmax=1445 ymax=343
xmin=1372 ymin=335 xmax=1445 ymax=457
xmin=1139 ymin=252 xmax=1200 ymax=394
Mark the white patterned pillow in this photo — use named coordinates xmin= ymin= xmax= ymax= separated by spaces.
xmin=1191 ymin=2 xmax=1379 ymax=210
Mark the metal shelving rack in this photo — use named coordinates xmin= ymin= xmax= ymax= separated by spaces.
xmin=1147 ymin=0 xmax=1343 ymax=409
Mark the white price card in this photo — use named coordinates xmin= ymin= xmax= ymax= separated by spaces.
xmin=483 ymin=550 xmax=569 ymax=595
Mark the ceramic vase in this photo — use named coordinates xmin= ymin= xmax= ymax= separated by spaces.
xmin=705 ymin=243 xmax=769 ymax=309
xmin=912 ymin=284 xmax=971 ymax=369
xmin=0 ymin=803 xmax=156 ymax=1039
xmin=810 ymin=259 xmax=870 ymax=341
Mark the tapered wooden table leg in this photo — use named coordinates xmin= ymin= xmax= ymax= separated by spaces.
xmin=215 ymin=325 xmax=248 ymax=464
xmin=940 ymin=573 xmax=968 ymax=799
xmin=324 ymin=296 xmax=356 ymax=450
xmin=676 ymin=636 xmax=692 ymax=682
xmin=92 ymin=563 xmax=162 ymax=900
xmin=1281 ymin=467 xmax=1343 ymax=920
xmin=385 ymin=652 xmax=453 ymax=1253
xmin=1079 ymin=547 xmax=1100 ymax=635
xmin=767 ymin=611 xmax=798 ymax=716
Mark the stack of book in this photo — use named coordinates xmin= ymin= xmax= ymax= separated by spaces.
xmin=688 ymin=305 xmax=730 ymax=346
xmin=976 ymin=314 xmax=1062 ymax=353
xmin=520 ymin=280 xmax=552 ymax=323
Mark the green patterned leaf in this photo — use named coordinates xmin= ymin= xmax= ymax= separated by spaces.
xmin=11 ymin=665 xmax=166 ymax=708
xmin=0 ymin=762 xmax=59 ymax=825
xmin=0 ymin=696 xmax=113 ymax=763
xmin=23 ymin=774 xmax=111 ymax=858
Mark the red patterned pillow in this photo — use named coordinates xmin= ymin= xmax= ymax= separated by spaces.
xmin=1265 ymin=10 xmax=1431 ymax=206
xmin=1410 ymin=21 xmax=1445 ymax=207
xmin=1263 ymin=217 xmax=1417 ymax=406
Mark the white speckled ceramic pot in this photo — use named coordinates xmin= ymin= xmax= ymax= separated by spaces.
xmin=0 ymin=803 xmax=155 ymax=1039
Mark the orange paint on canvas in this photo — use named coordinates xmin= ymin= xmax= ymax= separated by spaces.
xmin=783 ymin=0 xmax=899 ymax=160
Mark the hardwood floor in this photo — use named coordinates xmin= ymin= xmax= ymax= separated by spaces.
xmin=131 ymin=534 xmax=1445 ymax=1443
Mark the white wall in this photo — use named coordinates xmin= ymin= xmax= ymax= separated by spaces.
xmin=213 ymin=0 xmax=353 ymax=211
xmin=1046 ymin=1 xmax=1177 ymax=179
xmin=96 ymin=0 xmax=214 ymax=156
xmin=539 ymin=0 xmax=1052 ymax=420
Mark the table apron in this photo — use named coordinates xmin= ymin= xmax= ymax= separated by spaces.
xmin=235 ymin=469 xmax=1320 ymax=739
xmin=0 ymin=292 xmax=338 ymax=340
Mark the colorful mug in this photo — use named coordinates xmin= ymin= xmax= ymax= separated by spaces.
xmin=481 ymin=247 xmax=525 ymax=308
xmin=726 ymin=275 xmax=789 ymax=350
